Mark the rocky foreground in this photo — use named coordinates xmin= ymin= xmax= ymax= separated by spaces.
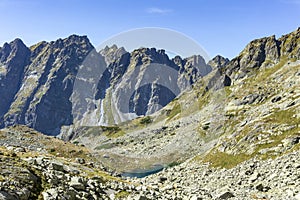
xmin=0 ymin=126 xmax=299 ymax=200
xmin=133 ymin=151 xmax=300 ymax=200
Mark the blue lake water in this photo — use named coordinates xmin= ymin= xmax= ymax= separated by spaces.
xmin=121 ymin=164 xmax=164 ymax=178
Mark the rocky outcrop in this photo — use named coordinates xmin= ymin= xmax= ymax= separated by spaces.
xmin=224 ymin=28 xmax=300 ymax=82
xmin=279 ymin=27 xmax=300 ymax=59
xmin=225 ymin=35 xmax=281 ymax=80
xmin=208 ymin=55 xmax=229 ymax=69
xmin=199 ymin=37 xmax=287 ymax=90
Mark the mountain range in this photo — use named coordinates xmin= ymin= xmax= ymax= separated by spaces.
xmin=0 ymin=35 xmax=212 ymax=135
xmin=0 ymin=28 xmax=300 ymax=199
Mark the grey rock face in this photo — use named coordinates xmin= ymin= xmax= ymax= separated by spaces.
xmin=111 ymin=48 xmax=181 ymax=121
xmin=225 ymin=35 xmax=280 ymax=79
xmin=208 ymin=55 xmax=229 ymax=69
xmin=279 ymin=27 xmax=300 ymax=59
xmin=206 ymin=69 xmax=231 ymax=91
xmin=0 ymin=39 xmax=30 ymax=124
xmin=100 ymin=44 xmax=127 ymax=65
xmin=1 ymin=35 xmax=94 ymax=135
xmin=71 ymin=46 xmax=208 ymax=127
xmin=69 ymin=176 xmax=86 ymax=190
xmin=224 ymin=28 xmax=300 ymax=82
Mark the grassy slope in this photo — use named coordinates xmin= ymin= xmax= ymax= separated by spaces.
xmin=199 ymin=59 xmax=300 ymax=169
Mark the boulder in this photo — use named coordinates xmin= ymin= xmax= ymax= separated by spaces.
xmin=218 ymin=191 xmax=235 ymax=199
xmin=69 ymin=176 xmax=86 ymax=190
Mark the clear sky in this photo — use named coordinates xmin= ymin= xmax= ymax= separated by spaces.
xmin=0 ymin=0 xmax=299 ymax=59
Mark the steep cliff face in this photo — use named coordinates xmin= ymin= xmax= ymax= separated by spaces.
xmin=110 ymin=48 xmax=182 ymax=122
xmin=0 ymin=39 xmax=30 ymax=123
xmin=72 ymin=46 xmax=209 ymax=126
xmin=1 ymin=35 xmax=94 ymax=135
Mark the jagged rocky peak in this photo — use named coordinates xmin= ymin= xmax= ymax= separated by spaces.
xmin=130 ymin=47 xmax=174 ymax=67
xmin=29 ymin=35 xmax=92 ymax=61
xmin=9 ymin=38 xmax=26 ymax=48
xmin=0 ymin=38 xmax=31 ymax=75
xmin=99 ymin=44 xmax=127 ymax=64
xmin=101 ymin=44 xmax=126 ymax=54
xmin=208 ymin=55 xmax=229 ymax=69
xmin=1 ymin=35 xmax=95 ymax=135
xmin=225 ymin=30 xmax=299 ymax=80
xmin=50 ymin=35 xmax=93 ymax=57
xmin=185 ymin=55 xmax=206 ymax=67
xmin=279 ymin=27 xmax=300 ymax=59
xmin=0 ymin=38 xmax=29 ymax=62
xmin=0 ymin=38 xmax=31 ymax=76
xmin=124 ymin=47 xmax=211 ymax=76
xmin=238 ymin=35 xmax=280 ymax=70
xmin=0 ymin=38 xmax=31 ymax=120
xmin=183 ymin=55 xmax=212 ymax=76
xmin=172 ymin=55 xmax=185 ymax=67
xmin=51 ymin=34 xmax=91 ymax=47
xmin=29 ymin=41 xmax=48 ymax=57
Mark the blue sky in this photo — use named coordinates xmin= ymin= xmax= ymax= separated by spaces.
xmin=0 ymin=0 xmax=299 ymax=59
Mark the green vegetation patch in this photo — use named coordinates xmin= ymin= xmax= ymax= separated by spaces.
xmin=252 ymin=56 xmax=287 ymax=84
xmin=115 ymin=191 xmax=130 ymax=199
xmin=139 ymin=116 xmax=152 ymax=125
xmin=102 ymin=126 xmax=125 ymax=138
xmin=203 ymin=151 xmax=251 ymax=169
xmin=0 ymin=131 xmax=6 ymax=139
xmin=167 ymin=161 xmax=181 ymax=168
xmin=264 ymin=108 xmax=298 ymax=124
xmin=0 ymin=174 xmax=5 ymax=182
xmin=166 ymin=102 xmax=181 ymax=121
xmin=80 ymin=126 xmax=125 ymax=138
